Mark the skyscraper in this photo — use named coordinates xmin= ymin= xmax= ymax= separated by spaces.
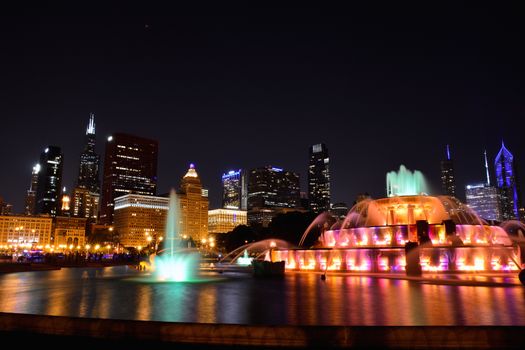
xmin=440 ymin=144 xmax=456 ymax=197
xmin=248 ymin=166 xmax=300 ymax=209
xmin=24 ymin=163 xmax=40 ymax=215
xmin=495 ymin=141 xmax=520 ymax=220
xmin=222 ymin=169 xmax=247 ymax=210
xmin=35 ymin=146 xmax=64 ymax=216
xmin=308 ymin=143 xmax=331 ymax=212
xmin=465 ymin=150 xmax=502 ymax=222
xmin=77 ymin=113 xmax=100 ymax=193
xmin=247 ymin=166 xmax=301 ymax=226
xmin=99 ymin=133 xmax=158 ymax=224
xmin=178 ymin=164 xmax=209 ymax=242
xmin=465 ymin=184 xmax=502 ymax=221
xmin=72 ymin=114 xmax=101 ymax=221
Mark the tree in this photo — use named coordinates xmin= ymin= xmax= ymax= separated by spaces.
xmin=268 ymin=211 xmax=322 ymax=246
xmin=222 ymin=225 xmax=257 ymax=252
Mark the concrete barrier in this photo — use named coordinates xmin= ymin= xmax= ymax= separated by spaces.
xmin=1 ymin=312 xmax=524 ymax=348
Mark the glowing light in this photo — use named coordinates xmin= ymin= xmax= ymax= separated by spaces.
xmin=237 ymin=250 xmax=253 ymax=266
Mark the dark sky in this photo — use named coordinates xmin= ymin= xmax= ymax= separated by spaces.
xmin=1 ymin=3 xmax=524 ymax=212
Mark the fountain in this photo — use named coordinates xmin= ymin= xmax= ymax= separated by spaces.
xmin=148 ymin=189 xmax=203 ymax=282
xmin=218 ymin=239 xmax=294 ymax=265
xmin=277 ymin=167 xmax=522 ymax=274
xmin=386 ymin=165 xmax=428 ymax=197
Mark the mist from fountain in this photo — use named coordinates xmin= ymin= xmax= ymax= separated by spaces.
xmin=151 ymin=189 xmax=201 ymax=282
xmin=219 ymin=239 xmax=295 ymax=265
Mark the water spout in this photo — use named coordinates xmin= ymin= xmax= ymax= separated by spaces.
xmin=386 ymin=165 xmax=428 ymax=197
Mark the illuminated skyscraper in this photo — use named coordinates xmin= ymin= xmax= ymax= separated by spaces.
xmin=100 ymin=133 xmax=158 ymax=224
xmin=24 ymin=163 xmax=40 ymax=215
xmin=72 ymin=114 xmax=101 ymax=221
xmin=35 ymin=146 xmax=64 ymax=216
xmin=247 ymin=166 xmax=301 ymax=226
xmin=71 ymin=187 xmax=99 ymax=220
xmin=248 ymin=166 xmax=300 ymax=209
xmin=77 ymin=113 xmax=100 ymax=193
xmin=466 ymin=150 xmax=502 ymax=222
xmin=465 ymin=184 xmax=502 ymax=221
xmin=178 ymin=164 xmax=209 ymax=242
xmin=440 ymin=144 xmax=456 ymax=197
xmin=495 ymin=141 xmax=520 ymax=220
xmin=222 ymin=169 xmax=247 ymax=210
xmin=308 ymin=143 xmax=331 ymax=212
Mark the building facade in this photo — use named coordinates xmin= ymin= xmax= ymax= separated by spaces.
xmin=248 ymin=166 xmax=300 ymax=209
xmin=440 ymin=144 xmax=456 ymax=197
xmin=465 ymin=184 xmax=502 ymax=222
xmin=100 ymin=133 xmax=158 ymax=224
xmin=179 ymin=164 xmax=209 ymax=243
xmin=495 ymin=141 xmax=520 ymax=220
xmin=53 ymin=216 xmax=87 ymax=247
xmin=247 ymin=166 xmax=301 ymax=226
xmin=222 ymin=169 xmax=248 ymax=210
xmin=0 ymin=197 xmax=12 ymax=216
xmin=0 ymin=215 xmax=53 ymax=246
xmin=113 ymin=194 xmax=168 ymax=248
xmin=208 ymin=209 xmax=247 ymax=234
xmin=35 ymin=146 xmax=64 ymax=217
xmin=71 ymin=187 xmax=99 ymax=220
xmin=308 ymin=143 xmax=331 ymax=213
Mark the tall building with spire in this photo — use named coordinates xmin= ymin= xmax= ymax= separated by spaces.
xmin=24 ymin=163 xmax=40 ymax=215
xmin=465 ymin=150 xmax=502 ymax=222
xmin=440 ymin=144 xmax=456 ymax=197
xmin=71 ymin=114 xmax=101 ymax=220
xmin=495 ymin=141 xmax=520 ymax=220
xmin=308 ymin=143 xmax=331 ymax=213
xmin=77 ymin=113 xmax=100 ymax=193
xmin=35 ymin=146 xmax=64 ymax=216
xmin=100 ymin=133 xmax=158 ymax=224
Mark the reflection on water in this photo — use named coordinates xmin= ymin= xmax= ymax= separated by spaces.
xmin=0 ymin=266 xmax=524 ymax=326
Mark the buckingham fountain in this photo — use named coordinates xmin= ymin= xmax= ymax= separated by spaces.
xmin=272 ymin=165 xmax=522 ymax=275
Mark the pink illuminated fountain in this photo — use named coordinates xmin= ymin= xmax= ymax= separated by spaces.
xmin=274 ymin=166 xmax=522 ymax=275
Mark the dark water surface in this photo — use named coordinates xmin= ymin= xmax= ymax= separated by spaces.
xmin=1 ymin=266 xmax=524 ymax=325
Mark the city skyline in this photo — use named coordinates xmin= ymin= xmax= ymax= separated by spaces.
xmin=1 ymin=4 xmax=524 ymax=212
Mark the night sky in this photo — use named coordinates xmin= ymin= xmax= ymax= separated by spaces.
xmin=1 ymin=3 xmax=524 ymax=213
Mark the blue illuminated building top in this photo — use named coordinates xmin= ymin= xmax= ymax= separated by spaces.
xmin=222 ymin=170 xmax=241 ymax=179
xmin=494 ymin=140 xmax=519 ymax=219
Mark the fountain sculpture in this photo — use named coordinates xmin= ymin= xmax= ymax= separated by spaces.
xmin=275 ymin=166 xmax=522 ymax=274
